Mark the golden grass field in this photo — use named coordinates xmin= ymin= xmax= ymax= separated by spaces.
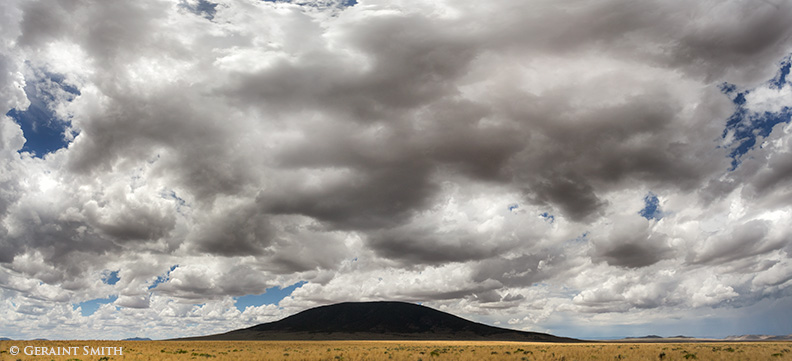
xmin=2 ymin=340 xmax=791 ymax=361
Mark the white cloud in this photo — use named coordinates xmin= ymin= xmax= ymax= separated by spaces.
xmin=745 ymin=83 xmax=792 ymax=114
xmin=0 ymin=0 xmax=791 ymax=340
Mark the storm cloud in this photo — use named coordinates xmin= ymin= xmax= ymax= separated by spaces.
xmin=1 ymin=0 xmax=791 ymax=340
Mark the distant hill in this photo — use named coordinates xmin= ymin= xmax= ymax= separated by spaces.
xmin=725 ymin=334 xmax=792 ymax=341
xmin=616 ymin=334 xmax=792 ymax=343
xmin=177 ymin=301 xmax=579 ymax=342
xmin=613 ymin=335 xmax=721 ymax=343
xmin=0 ymin=337 xmax=11 ymax=341
xmin=625 ymin=335 xmax=663 ymax=339
xmin=123 ymin=337 xmax=152 ymax=341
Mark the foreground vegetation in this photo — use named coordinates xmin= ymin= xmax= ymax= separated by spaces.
xmin=2 ymin=340 xmax=791 ymax=361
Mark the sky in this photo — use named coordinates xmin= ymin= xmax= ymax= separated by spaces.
xmin=1 ymin=0 xmax=792 ymax=341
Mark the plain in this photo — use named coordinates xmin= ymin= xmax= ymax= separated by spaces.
xmin=2 ymin=340 xmax=792 ymax=361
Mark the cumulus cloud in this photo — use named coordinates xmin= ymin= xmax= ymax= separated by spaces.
xmin=0 ymin=0 xmax=791 ymax=340
xmin=590 ymin=222 xmax=673 ymax=269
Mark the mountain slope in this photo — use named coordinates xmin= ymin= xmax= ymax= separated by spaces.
xmin=725 ymin=334 xmax=792 ymax=341
xmin=179 ymin=301 xmax=578 ymax=342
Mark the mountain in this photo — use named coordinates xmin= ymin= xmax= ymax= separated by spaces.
xmin=725 ymin=334 xmax=792 ymax=341
xmin=179 ymin=301 xmax=578 ymax=342
xmin=625 ymin=335 xmax=663 ymax=339
xmin=123 ymin=337 xmax=152 ymax=341
xmin=615 ymin=335 xmax=711 ymax=342
xmin=0 ymin=337 xmax=11 ymax=341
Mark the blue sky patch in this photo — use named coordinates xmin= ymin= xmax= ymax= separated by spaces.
xmin=540 ymin=212 xmax=555 ymax=223
xmin=565 ymin=232 xmax=589 ymax=245
xmin=101 ymin=270 xmax=120 ymax=285
xmin=148 ymin=265 xmax=178 ymax=290
xmin=180 ymin=0 xmax=217 ymax=20
xmin=770 ymin=57 xmax=791 ymax=90
xmin=639 ymin=192 xmax=662 ymax=220
xmin=261 ymin=0 xmax=357 ymax=8
xmin=720 ymin=55 xmax=792 ymax=169
xmin=5 ymin=70 xmax=79 ymax=158
xmin=234 ymin=281 xmax=307 ymax=312
xmin=75 ymin=296 xmax=118 ymax=317
xmin=163 ymin=191 xmax=189 ymax=215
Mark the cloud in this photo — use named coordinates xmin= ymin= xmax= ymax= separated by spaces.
xmin=0 ymin=0 xmax=791 ymax=340
xmin=589 ymin=214 xmax=673 ymax=268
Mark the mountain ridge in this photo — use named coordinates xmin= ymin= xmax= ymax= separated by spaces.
xmin=724 ymin=334 xmax=792 ymax=341
xmin=177 ymin=301 xmax=579 ymax=342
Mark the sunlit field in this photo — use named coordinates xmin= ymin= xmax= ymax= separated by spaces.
xmin=2 ymin=340 xmax=791 ymax=361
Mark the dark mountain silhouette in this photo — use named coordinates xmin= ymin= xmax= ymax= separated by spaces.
xmin=725 ymin=334 xmax=792 ymax=341
xmin=122 ymin=337 xmax=152 ymax=341
xmin=178 ymin=301 xmax=578 ymax=342
xmin=0 ymin=337 xmax=11 ymax=341
xmin=625 ymin=335 xmax=663 ymax=339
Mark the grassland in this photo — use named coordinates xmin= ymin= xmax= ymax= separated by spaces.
xmin=2 ymin=340 xmax=791 ymax=361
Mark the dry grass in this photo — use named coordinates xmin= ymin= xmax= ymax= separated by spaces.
xmin=2 ymin=340 xmax=791 ymax=361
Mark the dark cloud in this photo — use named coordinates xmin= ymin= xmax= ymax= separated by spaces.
xmin=589 ymin=216 xmax=673 ymax=268
xmin=368 ymin=230 xmax=499 ymax=266
xmin=751 ymin=151 xmax=792 ymax=195
xmin=188 ymin=204 xmax=272 ymax=257
xmin=405 ymin=285 xmax=504 ymax=304
xmin=472 ymin=253 xmax=566 ymax=288
xmin=526 ymin=175 xmax=607 ymax=223
xmin=740 ymin=131 xmax=792 ymax=209
xmin=92 ymin=203 xmax=176 ymax=243
xmin=672 ymin=1 xmax=792 ymax=83
xmin=692 ymin=219 xmax=786 ymax=265
xmin=483 ymin=0 xmax=792 ymax=83
xmin=595 ymin=242 xmax=670 ymax=269
xmin=0 ymin=159 xmax=22 ymax=263
xmin=223 ymin=10 xmax=480 ymax=119
xmin=257 ymin=224 xmax=349 ymax=274
xmin=16 ymin=0 xmax=72 ymax=47
xmin=263 ymin=136 xmax=437 ymax=229
xmin=1 ymin=0 xmax=792 ymax=340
